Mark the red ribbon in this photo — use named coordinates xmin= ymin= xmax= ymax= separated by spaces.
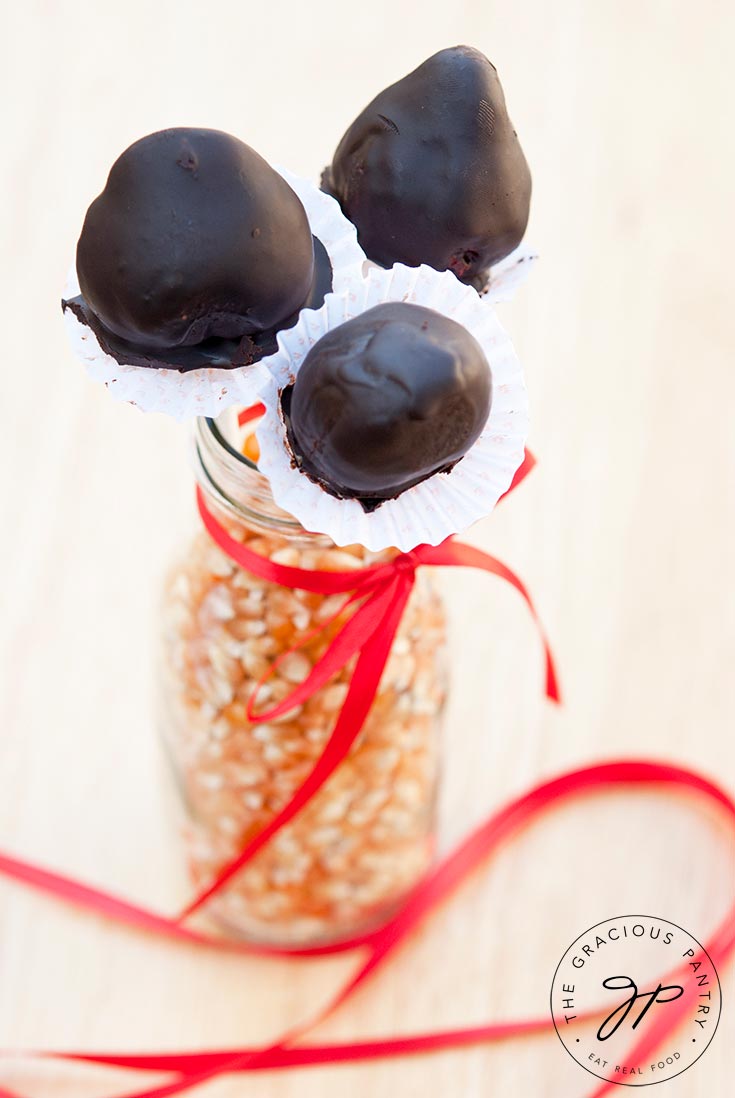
xmin=178 ymin=455 xmax=558 ymax=918
xmin=0 ymin=761 xmax=733 ymax=1098
xmin=236 ymin=402 xmax=265 ymax=427
xmin=0 ymin=450 xmax=731 ymax=1094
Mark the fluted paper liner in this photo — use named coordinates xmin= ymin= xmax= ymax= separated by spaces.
xmin=362 ymin=241 xmax=538 ymax=306
xmin=61 ymin=168 xmax=366 ymax=421
xmin=255 ymin=264 xmax=529 ymax=552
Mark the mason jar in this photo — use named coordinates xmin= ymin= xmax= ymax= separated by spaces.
xmin=157 ymin=410 xmax=448 ymax=947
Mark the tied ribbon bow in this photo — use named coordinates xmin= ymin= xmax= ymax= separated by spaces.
xmin=179 ymin=453 xmax=558 ymax=919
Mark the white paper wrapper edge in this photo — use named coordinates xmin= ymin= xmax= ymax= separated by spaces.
xmin=61 ymin=168 xmax=366 ymax=420
xmin=255 ymin=264 xmax=529 ymax=553
xmin=362 ymin=240 xmax=538 ymax=306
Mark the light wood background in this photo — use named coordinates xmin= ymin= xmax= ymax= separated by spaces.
xmin=1 ymin=1 xmax=734 ymax=1095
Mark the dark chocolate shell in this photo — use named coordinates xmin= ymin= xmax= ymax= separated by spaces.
xmin=285 ymin=301 xmax=492 ymax=508
xmin=322 ymin=46 xmax=531 ymax=290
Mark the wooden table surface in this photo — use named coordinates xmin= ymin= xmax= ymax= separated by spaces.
xmin=1 ymin=2 xmax=734 ymax=1095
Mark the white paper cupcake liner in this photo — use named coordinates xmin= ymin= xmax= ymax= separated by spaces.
xmin=255 ymin=263 xmax=529 ymax=552
xmin=362 ymin=240 xmax=538 ymax=308
xmin=61 ymin=169 xmax=366 ymax=422
xmin=276 ymin=165 xmax=365 ymax=293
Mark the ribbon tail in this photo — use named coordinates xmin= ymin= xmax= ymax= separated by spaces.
xmin=104 ymin=1072 xmax=211 ymax=1098
xmin=419 ymin=538 xmax=560 ymax=704
xmin=96 ymin=577 xmax=418 ymax=1098
xmin=0 ymin=761 xmax=734 ymax=1098
xmin=0 ymin=850 xmax=210 ymax=947
xmin=296 ymin=760 xmax=735 ymax=1044
xmin=246 ymin=583 xmax=391 ymax=723
xmin=62 ymin=1014 xmax=551 ymax=1074
xmin=177 ymin=575 xmax=414 ymax=921
xmin=177 ymin=759 xmax=735 ymax=1097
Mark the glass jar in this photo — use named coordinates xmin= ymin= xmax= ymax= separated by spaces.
xmin=158 ymin=410 xmax=448 ymax=946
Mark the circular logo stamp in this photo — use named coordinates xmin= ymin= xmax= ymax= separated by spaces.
xmin=550 ymin=915 xmax=721 ymax=1086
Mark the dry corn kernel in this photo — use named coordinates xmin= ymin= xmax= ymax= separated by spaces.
xmin=242 ymin=433 xmax=260 ymax=464
xmin=158 ymin=498 xmax=447 ymax=946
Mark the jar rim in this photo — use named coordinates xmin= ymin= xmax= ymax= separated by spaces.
xmin=194 ymin=413 xmax=318 ymax=538
xmin=205 ymin=415 xmax=257 ymax=471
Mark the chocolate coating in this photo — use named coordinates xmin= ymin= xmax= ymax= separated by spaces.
xmin=322 ymin=46 xmax=531 ymax=289
xmin=67 ymin=128 xmax=330 ymax=370
xmin=285 ymin=302 xmax=492 ymax=509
